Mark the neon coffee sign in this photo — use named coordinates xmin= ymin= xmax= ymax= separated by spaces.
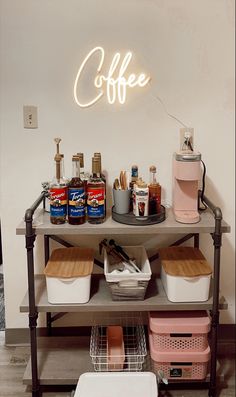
xmin=73 ymin=46 xmax=150 ymax=107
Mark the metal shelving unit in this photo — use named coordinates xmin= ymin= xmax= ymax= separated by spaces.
xmin=16 ymin=192 xmax=230 ymax=397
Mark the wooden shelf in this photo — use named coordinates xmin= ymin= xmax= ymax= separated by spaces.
xmin=23 ymin=336 xmax=93 ymax=385
xmin=20 ymin=274 xmax=228 ymax=313
xmin=16 ymin=208 xmax=231 ymax=236
xmin=23 ymin=336 xmax=224 ymax=386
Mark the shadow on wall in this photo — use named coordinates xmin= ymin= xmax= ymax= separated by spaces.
xmin=204 ymin=175 xmax=226 ymax=213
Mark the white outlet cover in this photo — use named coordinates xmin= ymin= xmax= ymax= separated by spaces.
xmin=179 ymin=127 xmax=194 ymax=150
xmin=23 ymin=105 xmax=38 ymax=129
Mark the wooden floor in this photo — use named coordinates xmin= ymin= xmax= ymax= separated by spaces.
xmin=0 ymin=331 xmax=235 ymax=397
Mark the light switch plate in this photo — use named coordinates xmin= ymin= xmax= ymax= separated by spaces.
xmin=23 ymin=105 xmax=38 ymax=129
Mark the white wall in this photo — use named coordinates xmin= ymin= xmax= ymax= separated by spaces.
xmin=0 ymin=0 xmax=235 ymax=328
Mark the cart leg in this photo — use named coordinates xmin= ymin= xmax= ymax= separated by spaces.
xmin=44 ymin=235 xmax=52 ymax=336
xmin=208 ymin=310 xmax=219 ymax=397
xmin=29 ymin=312 xmax=41 ymax=397
xmin=209 ymin=220 xmax=222 ymax=397
xmin=26 ymin=215 xmax=41 ymax=396
xmin=194 ymin=233 xmax=199 ymax=248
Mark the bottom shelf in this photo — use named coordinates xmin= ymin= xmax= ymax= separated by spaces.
xmin=23 ymin=336 xmax=93 ymax=385
xmin=23 ymin=337 xmax=224 ymax=387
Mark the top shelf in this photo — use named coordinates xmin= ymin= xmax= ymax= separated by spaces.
xmin=16 ymin=208 xmax=230 ymax=236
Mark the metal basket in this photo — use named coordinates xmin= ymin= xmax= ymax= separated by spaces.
xmin=90 ymin=324 xmax=147 ymax=372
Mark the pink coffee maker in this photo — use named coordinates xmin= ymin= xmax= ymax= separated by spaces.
xmin=173 ymin=131 xmax=201 ymax=224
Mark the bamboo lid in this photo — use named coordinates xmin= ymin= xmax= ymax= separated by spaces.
xmin=159 ymin=247 xmax=212 ymax=277
xmin=44 ymin=248 xmax=94 ymax=278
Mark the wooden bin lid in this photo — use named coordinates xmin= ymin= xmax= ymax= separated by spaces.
xmin=44 ymin=247 xmax=94 ymax=278
xmin=159 ymin=247 xmax=212 ymax=277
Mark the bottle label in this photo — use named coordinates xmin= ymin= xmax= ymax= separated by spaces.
xmin=68 ymin=187 xmax=85 ymax=217
xmin=87 ymin=187 xmax=105 ymax=218
xmin=149 ymin=189 xmax=161 ymax=215
xmin=135 ymin=186 xmax=149 ymax=217
xmin=50 ymin=187 xmax=67 ymax=217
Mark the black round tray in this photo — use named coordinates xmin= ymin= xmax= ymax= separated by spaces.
xmin=112 ymin=205 xmax=166 ymax=226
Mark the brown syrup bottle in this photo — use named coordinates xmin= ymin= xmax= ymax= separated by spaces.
xmin=87 ymin=157 xmax=105 ymax=224
xmin=68 ymin=155 xmax=86 ymax=225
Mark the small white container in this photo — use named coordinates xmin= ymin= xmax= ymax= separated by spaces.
xmin=44 ymin=247 xmax=94 ymax=304
xmin=74 ymin=372 xmax=158 ymax=397
xmin=104 ymin=246 xmax=152 ymax=300
xmin=159 ymin=247 xmax=212 ymax=303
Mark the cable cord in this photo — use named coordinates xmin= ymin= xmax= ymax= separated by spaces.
xmin=149 ymin=90 xmax=190 ymax=129
xmin=199 ymin=160 xmax=207 ymax=211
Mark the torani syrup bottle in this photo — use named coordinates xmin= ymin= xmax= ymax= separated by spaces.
xmin=148 ymin=165 xmax=161 ymax=215
xmin=49 ymin=138 xmax=67 ymax=224
xmin=77 ymin=153 xmax=89 ymax=188
xmin=94 ymin=152 xmax=106 ymax=215
xmin=68 ymin=155 xmax=86 ymax=225
xmin=87 ymin=157 xmax=105 ymax=224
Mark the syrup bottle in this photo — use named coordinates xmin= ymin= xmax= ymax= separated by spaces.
xmin=77 ymin=152 xmax=89 ymax=189
xmin=94 ymin=152 xmax=106 ymax=215
xmin=87 ymin=157 xmax=105 ymax=224
xmin=148 ymin=165 xmax=161 ymax=215
xmin=49 ymin=138 xmax=67 ymax=224
xmin=68 ymin=155 xmax=86 ymax=225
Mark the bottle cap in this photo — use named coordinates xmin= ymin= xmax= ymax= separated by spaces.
xmin=72 ymin=155 xmax=81 ymax=162
xmin=92 ymin=157 xmax=100 ymax=174
xmin=149 ymin=165 xmax=156 ymax=173
xmin=77 ymin=153 xmax=84 ymax=167
xmin=94 ymin=153 xmax=102 ymax=171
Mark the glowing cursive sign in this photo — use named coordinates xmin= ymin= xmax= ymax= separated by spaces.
xmin=73 ymin=46 xmax=150 ymax=107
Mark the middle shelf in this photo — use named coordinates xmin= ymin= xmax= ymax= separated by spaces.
xmin=20 ymin=274 xmax=228 ymax=313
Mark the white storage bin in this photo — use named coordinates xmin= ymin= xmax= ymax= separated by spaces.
xmin=104 ymin=246 xmax=152 ymax=300
xmin=74 ymin=372 xmax=158 ymax=397
xmin=159 ymin=247 xmax=212 ymax=302
xmin=44 ymin=247 xmax=94 ymax=304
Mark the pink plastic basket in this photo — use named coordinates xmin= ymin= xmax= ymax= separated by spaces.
xmin=149 ymin=311 xmax=210 ymax=352
xmin=149 ymin=333 xmax=210 ymax=380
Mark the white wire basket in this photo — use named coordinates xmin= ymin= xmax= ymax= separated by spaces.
xmin=90 ymin=324 xmax=147 ymax=372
